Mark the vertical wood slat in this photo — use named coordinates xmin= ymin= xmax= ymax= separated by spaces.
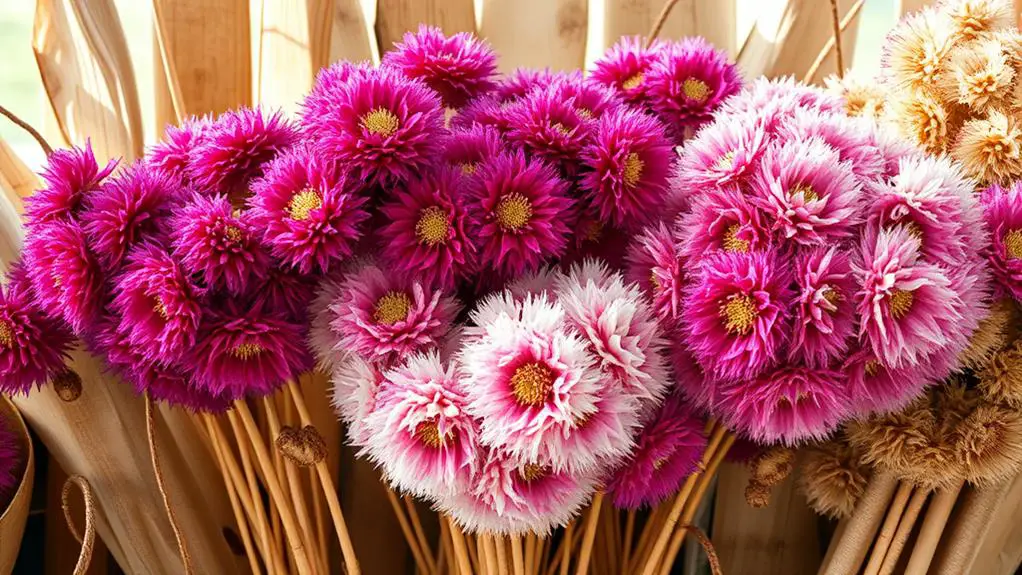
xmin=894 ymin=0 xmax=933 ymax=17
xmin=603 ymin=0 xmax=736 ymax=56
xmin=329 ymin=0 xmax=379 ymax=64
xmin=255 ymin=0 xmax=333 ymax=113
xmin=0 ymin=138 xmax=38 ymax=214
xmin=375 ymin=0 xmax=476 ymax=57
xmin=479 ymin=0 xmax=588 ymax=72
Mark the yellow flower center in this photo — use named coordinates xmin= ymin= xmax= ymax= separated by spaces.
xmin=414 ymin=420 xmax=453 ymax=448
xmin=653 ymin=456 xmax=670 ymax=470
xmin=231 ymin=342 xmax=264 ymax=360
xmin=576 ymin=108 xmax=593 ymax=120
xmin=583 ymin=221 xmax=603 ymax=242
xmin=650 ymin=271 xmax=662 ymax=290
xmin=373 ymin=291 xmax=411 ymax=325
xmin=720 ymin=294 xmax=758 ymax=335
xmin=793 ymin=184 xmax=818 ymax=203
xmin=287 ymin=189 xmax=322 ymax=221
xmin=552 ymin=122 xmax=570 ymax=136
xmin=415 ymin=206 xmax=450 ymax=246
xmin=153 ymin=296 xmax=169 ymax=320
xmin=444 ymin=107 xmax=458 ymax=129
xmin=682 ymin=78 xmax=711 ymax=103
xmin=622 ymin=73 xmax=644 ymax=90
xmin=1004 ymin=229 xmax=1022 ymax=260
xmin=0 ymin=320 xmax=13 ymax=348
xmin=823 ymin=287 xmax=842 ymax=306
xmin=460 ymin=163 xmax=478 ymax=176
xmin=864 ymin=360 xmax=882 ymax=377
xmin=518 ymin=463 xmax=547 ymax=483
xmin=360 ymin=107 xmax=399 ymax=136
xmin=495 ymin=193 xmax=533 ymax=231
xmin=889 ymin=289 xmax=914 ymax=320
xmin=510 ymin=361 xmax=555 ymax=406
xmin=714 ymin=151 xmax=735 ymax=171
xmin=623 ymin=152 xmax=644 ymax=188
xmin=224 ymin=225 xmax=243 ymax=243
xmin=722 ymin=223 xmax=749 ymax=253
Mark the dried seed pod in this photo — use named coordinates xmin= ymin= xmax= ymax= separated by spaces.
xmin=799 ymin=436 xmax=871 ymax=519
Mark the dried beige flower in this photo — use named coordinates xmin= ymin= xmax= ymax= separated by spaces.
xmin=979 ymin=337 xmax=1022 ymax=406
xmin=953 ymin=403 xmax=1022 ymax=486
xmin=943 ymin=0 xmax=1015 ymax=42
xmin=825 ymin=74 xmax=887 ymax=118
xmin=952 ymin=109 xmax=1022 ymax=183
xmin=799 ymin=436 xmax=870 ymax=519
xmin=885 ymin=7 xmax=955 ymax=94
xmin=959 ymin=298 xmax=1019 ymax=370
xmin=938 ymin=38 xmax=1014 ymax=112
xmin=889 ymin=90 xmax=953 ymax=154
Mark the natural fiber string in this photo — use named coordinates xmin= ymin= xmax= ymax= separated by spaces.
xmin=679 ymin=525 xmax=722 ymax=575
xmin=804 ymin=0 xmax=866 ymax=83
xmin=644 ymin=0 xmax=681 ymax=48
xmin=145 ymin=391 xmax=195 ymax=574
xmin=0 ymin=103 xmax=53 ymax=156
xmin=830 ymin=0 xmax=845 ymax=77
xmin=61 ymin=475 xmax=96 ymax=575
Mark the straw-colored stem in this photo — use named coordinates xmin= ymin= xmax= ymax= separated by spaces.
xmin=904 ymin=481 xmax=964 ymax=575
xmin=405 ymin=495 xmax=438 ymax=575
xmin=534 ymin=536 xmax=546 ymax=575
xmin=621 ymin=510 xmax=636 ymax=573
xmin=386 ymin=488 xmax=429 ymax=574
xmin=144 ymin=392 xmax=194 ymax=574
xmin=203 ymin=415 xmax=261 ymax=575
xmin=864 ymin=481 xmax=913 ymax=575
xmin=485 ymin=534 xmax=500 ymax=575
xmin=286 ymin=387 xmax=329 ymax=574
xmin=574 ymin=492 xmax=604 ymax=575
xmin=441 ymin=518 xmax=457 ymax=575
xmin=525 ymin=533 xmax=536 ymax=575
xmin=803 ymin=0 xmax=866 ymax=83
xmin=512 ymin=534 xmax=525 ymax=575
xmin=226 ymin=408 xmax=274 ymax=562
xmin=468 ymin=533 xmax=481 ymax=573
xmin=558 ymin=520 xmax=575 ymax=575
xmin=448 ymin=517 xmax=474 ymax=575
xmin=644 ymin=0 xmax=681 ymax=48
xmin=879 ymin=487 xmax=929 ymax=575
xmin=629 ymin=503 xmax=666 ymax=573
xmin=495 ymin=534 xmax=509 ymax=575
xmin=829 ymin=0 xmax=844 ymax=76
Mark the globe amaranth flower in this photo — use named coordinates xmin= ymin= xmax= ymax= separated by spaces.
xmin=24 ymin=141 xmax=117 ymax=227
xmin=190 ymin=301 xmax=312 ymax=400
xmin=682 ymin=249 xmax=794 ymax=382
xmin=249 ymin=143 xmax=369 ymax=274
xmin=147 ymin=116 xmax=210 ymax=182
xmin=589 ymin=36 xmax=667 ymax=105
xmin=330 ymin=261 xmax=460 ymax=365
xmin=605 ymin=392 xmax=706 ymax=509
xmin=110 ymin=243 xmax=202 ymax=364
xmin=579 ymin=107 xmax=674 ymax=231
xmin=331 ymin=354 xmax=384 ymax=448
xmin=81 ymin=161 xmax=182 ymax=271
xmin=171 ymin=193 xmax=270 ymax=294
xmin=187 ymin=107 xmax=297 ymax=198
xmin=302 ymin=66 xmax=445 ymax=186
xmin=788 ymin=247 xmax=856 ymax=367
xmin=983 ymin=182 xmax=1022 ymax=301
xmin=24 ymin=220 xmax=104 ymax=335
xmin=645 ymin=37 xmax=742 ymax=136
xmin=625 ymin=222 xmax=684 ymax=323
xmin=677 ymin=187 xmax=771 ymax=263
xmin=503 ymin=86 xmax=594 ymax=177
xmin=382 ymin=25 xmax=497 ymax=109
xmin=364 ymin=352 xmax=479 ymax=497
xmin=377 ymin=166 xmax=476 ymax=290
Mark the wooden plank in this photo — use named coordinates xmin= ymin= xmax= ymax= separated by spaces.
xmin=255 ymin=0 xmax=333 ymax=113
xmin=329 ymin=0 xmax=378 ymax=64
xmin=603 ymin=0 xmax=736 ymax=57
xmin=0 ymin=138 xmax=38 ymax=214
xmin=894 ymin=0 xmax=933 ymax=16
xmin=375 ymin=0 xmax=476 ymax=57
xmin=479 ymin=0 xmax=587 ymax=72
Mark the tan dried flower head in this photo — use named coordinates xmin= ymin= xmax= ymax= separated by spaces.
xmin=745 ymin=480 xmax=773 ymax=508
xmin=749 ymin=446 xmax=795 ymax=487
xmin=979 ymin=337 xmax=1022 ymax=406
xmin=799 ymin=437 xmax=870 ymax=519
xmin=939 ymin=38 xmax=1015 ymax=112
xmin=846 ymin=395 xmax=937 ymax=472
xmin=886 ymin=8 xmax=955 ymax=93
xmin=953 ymin=403 xmax=1022 ymax=486
xmin=825 ymin=74 xmax=888 ymax=118
xmin=944 ymin=0 xmax=1015 ymax=42
xmin=952 ymin=109 xmax=1022 ymax=184
xmin=889 ymin=90 xmax=953 ymax=154
xmin=960 ymin=298 xmax=1019 ymax=369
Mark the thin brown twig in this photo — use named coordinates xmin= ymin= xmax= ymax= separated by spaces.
xmin=679 ymin=525 xmax=722 ymax=575
xmin=644 ymin=0 xmax=682 ymax=48
xmin=830 ymin=0 xmax=844 ymax=77
xmin=0 ymin=103 xmax=53 ymax=156
xmin=804 ymin=0 xmax=866 ymax=83
xmin=145 ymin=391 xmax=194 ymax=574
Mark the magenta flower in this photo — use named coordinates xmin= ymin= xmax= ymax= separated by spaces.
xmin=605 ymin=392 xmax=706 ymax=509
xmin=982 ymin=182 xmax=1022 ymax=300
xmin=187 ymin=107 xmax=297 ymax=198
xmin=492 ymin=68 xmax=561 ymax=104
xmin=330 ymin=261 xmax=460 ymax=366
xmin=24 ymin=141 xmax=117 ymax=227
xmin=678 ymin=187 xmax=771 ymax=262
xmin=668 ymin=346 xmax=717 ymax=413
xmin=382 ymin=25 xmax=497 ymax=109
xmin=625 ymin=222 xmax=684 ymax=323
xmin=443 ymin=125 xmax=505 ymax=175
xmin=365 ymin=352 xmax=480 ymax=497
xmin=789 ymin=247 xmax=856 ymax=367
xmin=720 ymin=77 xmax=843 ymax=128
xmin=309 ymin=274 xmax=345 ymax=370
xmin=466 ymin=150 xmax=574 ymax=278
xmin=246 ymin=267 xmax=317 ymax=322
xmin=24 ymin=220 xmax=104 ymax=335
xmin=717 ymin=365 xmax=850 ymax=445
xmin=579 ymin=108 xmax=674 ymax=231
xmin=377 ymin=166 xmax=477 ymax=290
xmin=81 ymin=161 xmax=182 ymax=271
xmin=672 ymin=111 xmax=767 ymax=201
xmin=589 ymin=36 xmax=666 ymax=105
xmin=110 ymin=243 xmax=202 ymax=364
xmin=547 ymin=74 xmax=621 ymax=123
xmin=249 ymin=143 xmax=369 ymax=274
xmin=0 ymin=264 xmax=73 ymax=395
xmin=303 ymin=66 xmax=445 ymax=186
xmin=843 ymin=348 xmax=931 ymax=414
xmin=682 ymin=249 xmax=794 ymax=382
xmin=451 ymin=96 xmax=514 ymax=133
xmin=189 ymin=301 xmax=312 ymax=400
xmin=147 ymin=116 xmax=209 ymax=182
xmin=645 ymin=37 xmax=742 ymax=136
xmin=777 ymin=110 xmax=884 ymax=181
xmin=331 ymin=354 xmax=385 ymax=448
xmin=504 ymin=86 xmax=594 ymax=177
xmin=0 ymin=416 xmax=23 ymax=504
xmin=171 ymin=193 xmax=270 ymax=294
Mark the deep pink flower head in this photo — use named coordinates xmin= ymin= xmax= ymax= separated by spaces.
xmin=873 ymin=128 xmax=920 ymax=180
xmin=377 ymin=166 xmax=477 ymax=290
xmin=717 ymin=365 xmax=850 ymax=445
xmin=24 ymin=141 xmax=117 ymax=226
xmin=330 ymin=261 xmax=460 ymax=365
xmin=187 ymin=107 xmax=297 ymax=198
xmin=843 ymin=347 xmax=931 ymax=414
xmin=982 ymin=182 xmax=1022 ymax=300
xmin=493 ymin=68 xmax=561 ymax=104
xmin=546 ymin=74 xmax=621 ymax=123
xmin=789 ymin=247 xmax=856 ymax=367
xmin=302 ymin=66 xmax=445 ymax=186
xmin=854 ymin=226 xmax=964 ymax=368
xmin=24 ymin=220 xmax=104 ymax=335
xmin=0 ymin=417 xmax=24 ymax=504
xmin=668 ymin=345 xmax=716 ymax=413
xmin=190 ymin=301 xmax=312 ymax=400
xmin=605 ymin=392 xmax=706 ymax=509
xmin=249 ymin=143 xmax=369 ymax=273
xmin=171 ymin=193 xmax=270 ymax=294
xmin=776 ymin=110 xmax=884 ymax=181
xmin=682 ymin=249 xmax=794 ymax=382
xmin=580 ymin=108 xmax=674 ymax=231
xmin=678 ymin=187 xmax=771 ymax=262
xmin=364 ymin=352 xmax=480 ymax=497
xmin=0 ymin=264 xmax=73 ymax=395
xmin=451 ymin=96 xmax=514 ymax=133
xmin=645 ymin=37 xmax=742 ymax=136
xmin=671 ymin=111 xmax=767 ymax=203
xmin=466 ymin=150 xmax=574 ymax=278
xmin=443 ymin=125 xmax=505 ymax=175
xmin=110 ymin=243 xmax=202 ymax=364
xmin=382 ymin=25 xmax=498 ymax=108
xmin=748 ymin=138 xmax=863 ymax=245
xmin=331 ymin=354 xmax=385 ymax=447
xmin=148 ymin=116 xmax=210 ymax=182
xmin=719 ymin=77 xmax=843 ymax=130
xmin=504 ymin=87 xmax=593 ymax=177
xmin=625 ymin=222 xmax=684 ymax=323
xmin=247 ymin=267 xmax=317 ymax=322
xmin=589 ymin=36 xmax=667 ymax=105
xmin=81 ymin=161 xmax=182 ymax=271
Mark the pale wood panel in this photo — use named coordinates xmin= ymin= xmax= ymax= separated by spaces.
xmin=965 ymin=471 xmax=1022 ymax=575
xmin=480 ymin=0 xmax=588 ymax=72
xmin=375 ymin=0 xmax=476 ymax=56
xmin=152 ymin=0 xmax=251 ymax=128
xmin=329 ymin=0 xmax=378 ymax=64
xmin=895 ymin=0 xmax=932 ymax=16
xmin=603 ymin=0 xmax=736 ymax=57
xmin=255 ymin=0 xmax=334 ymax=113
xmin=0 ymin=138 xmax=38 ymax=214
xmin=33 ymin=0 xmax=144 ymax=163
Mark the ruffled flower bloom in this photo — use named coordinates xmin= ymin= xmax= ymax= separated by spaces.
xmin=981 ymin=182 xmax=1022 ymax=301
xmin=579 ymin=108 xmax=673 ymax=231
xmin=24 ymin=220 xmax=104 ymax=335
xmin=0 ymin=265 xmax=73 ymax=395
xmin=302 ymin=67 xmax=445 ymax=186
xmin=187 ymin=107 xmax=297 ymax=198
xmin=466 ymin=151 xmax=574 ymax=278
xmin=605 ymin=392 xmax=706 ymax=509
xmin=789 ymin=248 xmax=856 ymax=367
xmin=443 ymin=125 xmax=504 ymax=176
xmin=451 ymin=96 xmax=514 ymax=133
xmin=682 ymin=250 xmax=794 ymax=382
xmin=882 ymin=7 xmax=952 ymax=93
xmin=330 ymin=262 xmax=459 ymax=365
xmin=671 ymin=110 xmax=766 ymax=201
xmin=309 ymin=274 xmax=344 ymax=370
xmin=492 ymin=68 xmax=560 ymax=104
xmin=776 ymin=110 xmax=884 ymax=181
xmin=171 ymin=193 xmax=270 ymax=294
xmin=678 ymin=188 xmax=771 ymax=262
xmin=504 ymin=87 xmax=593 ymax=177
xmin=625 ymin=222 xmax=683 ymax=323
xmin=249 ymin=143 xmax=369 ymax=273
xmin=81 ymin=161 xmax=181 ymax=271
xmin=546 ymin=74 xmax=621 ymax=123
xmin=589 ymin=36 xmax=666 ymax=105
xmin=147 ymin=117 xmax=209 ymax=182
xmin=843 ymin=348 xmax=932 ymax=414
xmin=331 ymin=354 xmax=384 ymax=447
xmin=377 ymin=166 xmax=476 ymax=290
xmin=952 ymin=111 xmax=1022 ymax=185
xmin=938 ymin=37 xmax=1014 ymax=112
xmin=382 ymin=25 xmax=498 ymax=109
xmin=24 ymin=141 xmax=116 ymax=226
xmin=365 ymin=352 xmax=479 ymax=496
xmin=944 ymin=0 xmax=1014 ymax=40
xmin=246 ymin=267 xmax=317 ymax=322
xmin=645 ymin=37 xmax=742 ymax=135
